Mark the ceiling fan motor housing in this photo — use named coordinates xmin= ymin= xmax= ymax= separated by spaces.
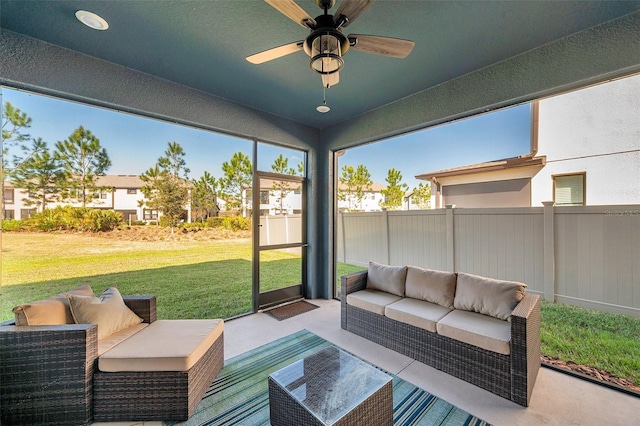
xmin=315 ymin=0 xmax=336 ymax=10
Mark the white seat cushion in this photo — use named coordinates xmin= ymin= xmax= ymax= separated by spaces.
xmin=436 ymin=310 xmax=511 ymax=355
xmin=385 ymin=298 xmax=452 ymax=333
xmin=347 ymin=289 xmax=402 ymax=315
xmin=98 ymin=319 xmax=223 ymax=372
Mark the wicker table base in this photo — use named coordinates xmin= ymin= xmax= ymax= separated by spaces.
xmin=268 ymin=347 xmax=392 ymax=426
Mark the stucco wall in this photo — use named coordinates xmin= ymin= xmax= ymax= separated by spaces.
xmin=532 ymin=74 xmax=640 ymax=206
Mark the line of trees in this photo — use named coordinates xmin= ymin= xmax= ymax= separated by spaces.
xmin=339 ymin=164 xmax=431 ymax=211
xmin=2 ymin=101 xmax=307 ymax=227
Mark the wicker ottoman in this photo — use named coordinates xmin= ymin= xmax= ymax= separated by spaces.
xmin=93 ymin=319 xmax=224 ymax=422
xmin=269 ymin=346 xmax=393 ymax=426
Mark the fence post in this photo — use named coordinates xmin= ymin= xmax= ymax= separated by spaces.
xmin=445 ymin=205 xmax=455 ymax=272
xmin=340 ymin=212 xmax=347 ymax=264
xmin=542 ymin=201 xmax=556 ymax=302
xmin=383 ymin=209 xmax=391 ymax=265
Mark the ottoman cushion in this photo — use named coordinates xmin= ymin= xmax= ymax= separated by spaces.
xmin=98 ymin=319 xmax=223 ymax=372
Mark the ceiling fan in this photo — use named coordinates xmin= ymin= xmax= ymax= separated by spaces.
xmin=247 ymin=0 xmax=415 ymax=89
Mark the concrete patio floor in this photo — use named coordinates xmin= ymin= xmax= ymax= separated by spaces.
xmin=95 ymin=298 xmax=640 ymax=426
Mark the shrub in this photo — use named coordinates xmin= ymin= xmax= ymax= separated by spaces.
xmin=28 ymin=206 xmax=123 ymax=232
xmin=206 ymin=217 xmax=225 ymax=228
xmin=221 ymin=216 xmax=250 ymax=231
xmin=182 ymin=222 xmax=205 ymax=230
xmin=82 ymin=209 xmax=123 ymax=232
xmin=1 ymin=219 xmax=26 ymax=232
xmin=158 ymin=215 xmax=183 ymax=228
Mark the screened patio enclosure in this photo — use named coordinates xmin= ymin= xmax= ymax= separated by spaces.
xmin=1 ymin=2 xmax=639 ymax=302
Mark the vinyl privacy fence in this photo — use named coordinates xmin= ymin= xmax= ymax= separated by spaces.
xmin=337 ymin=204 xmax=640 ymax=317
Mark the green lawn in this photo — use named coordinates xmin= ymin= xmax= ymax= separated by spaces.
xmin=2 ymin=232 xmax=639 ymax=386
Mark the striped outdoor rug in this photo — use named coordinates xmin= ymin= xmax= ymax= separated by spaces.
xmin=170 ymin=330 xmax=490 ymax=426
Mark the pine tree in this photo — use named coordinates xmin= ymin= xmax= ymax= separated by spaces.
xmin=55 ymin=126 xmax=111 ymax=206
xmin=380 ymin=168 xmax=408 ymax=210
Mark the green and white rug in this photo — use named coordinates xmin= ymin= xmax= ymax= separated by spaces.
xmin=170 ymin=330 xmax=490 ymax=426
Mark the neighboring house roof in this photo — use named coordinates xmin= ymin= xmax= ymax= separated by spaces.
xmin=96 ymin=175 xmax=145 ymax=188
xmin=337 ymin=182 xmax=386 ymax=192
xmin=415 ymin=156 xmax=546 ymax=181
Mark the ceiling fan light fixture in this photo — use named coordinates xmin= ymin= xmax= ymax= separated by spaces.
xmin=75 ymin=10 xmax=109 ymax=30
xmin=309 ymin=33 xmax=344 ymax=75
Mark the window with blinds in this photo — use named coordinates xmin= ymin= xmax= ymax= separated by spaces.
xmin=554 ymin=173 xmax=585 ymax=206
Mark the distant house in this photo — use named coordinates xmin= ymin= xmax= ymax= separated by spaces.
xmin=2 ymin=175 xmax=153 ymax=222
xmin=416 ymin=75 xmax=640 ymax=208
xmin=337 ymin=181 xmax=387 ymax=212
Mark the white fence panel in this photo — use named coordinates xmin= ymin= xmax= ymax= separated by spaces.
xmin=388 ymin=210 xmax=447 ymax=270
xmin=260 ymin=214 xmax=301 ymax=246
xmin=554 ymin=206 xmax=640 ymax=312
xmin=337 ymin=212 xmax=387 ymax=267
xmin=454 ymin=208 xmax=545 ymax=294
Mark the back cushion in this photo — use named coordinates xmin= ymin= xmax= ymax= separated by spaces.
xmin=12 ymin=285 xmax=95 ymax=326
xmin=366 ymin=261 xmax=407 ymax=297
xmin=405 ymin=266 xmax=457 ymax=308
xmin=454 ymin=272 xmax=527 ymax=320
xmin=68 ymin=286 xmax=143 ymax=340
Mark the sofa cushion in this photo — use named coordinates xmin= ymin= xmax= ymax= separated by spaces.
xmin=436 ymin=309 xmax=511 ymax=355
xmin=12 ymin=285 xmax=95 ymax=326
xmin=405 ymin=266 xmax=457 ymax=308
xmin=453 ymin=272 xmax=527 ymax=320
xmin=385 ymin=298 xmax=452 ymax=333
xmin=98 ymin=319 xmax=224 ymax=372
xmin=68 ymin=287 xmax=143 ymax=340
xmin=366 ymin=261 xmax=407 ymax=297
xmin=347 ymin=289 xmax=403 ymax=315
xmin=98 ymin=323 xmax=148 ymax=356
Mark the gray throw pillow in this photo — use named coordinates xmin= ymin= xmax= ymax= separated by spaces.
xmin=366 ymin=261 xmax=407 ymax=297
xmin=405 ymin=266 xmax=457 ymax=308
xmin=453 ymin=272 xmax=527 ymax=320
xmin=68 ymin=286 xmax=143 ymax=340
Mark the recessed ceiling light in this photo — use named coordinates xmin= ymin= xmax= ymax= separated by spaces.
xmin=75 ymin=10 xmax=109 ymax=31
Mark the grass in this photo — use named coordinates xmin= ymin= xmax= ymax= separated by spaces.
xmin=541 ymin=300 xmax=640 ymax=385
xmin=2 ymin=232 xmax=639 ymax=386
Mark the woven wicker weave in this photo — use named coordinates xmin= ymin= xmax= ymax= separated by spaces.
xmin=1 ymin=294 xmax=224 ymax=424
xmin=93 ymin=331 xmax=224 ymax=421
xmin=341 ymin=270 xmax=541 ymax=407
xmin=0 ymin=323 xmax=98 ymax=425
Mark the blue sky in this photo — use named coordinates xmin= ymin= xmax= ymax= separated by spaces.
xmin=2 ymin=87 xmax=531 ymax=189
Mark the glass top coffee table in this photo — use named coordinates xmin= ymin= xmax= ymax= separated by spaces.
xmin=268 ymin=346 xmax=393 ymax=426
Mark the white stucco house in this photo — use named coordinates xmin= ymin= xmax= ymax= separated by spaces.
xmin=417 ymin=74 xmax=640 ymax=208
xmin=337 ymin=181 xmax=387 ymax=212
xmin=3 ymin=175 xmax=153 ymax=222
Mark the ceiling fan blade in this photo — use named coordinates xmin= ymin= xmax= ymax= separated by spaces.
xmin=246 ymin=41 xmax=304 ymax=64
xmin=265 ymin=0 xmax=316 ymax=28
xmin=335 ymin=0 xmax=374 ymax=27
xmin=322 ymin=72 xmax=340 ymax=88
xmin=348 ymin=34 xmax=415 ymax=58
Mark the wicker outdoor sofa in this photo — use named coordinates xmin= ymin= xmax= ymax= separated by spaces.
xmin=0 ymin=286 xmax=224 ymax=425
xmin=341 ymin=262 xmax=541 ymax=407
